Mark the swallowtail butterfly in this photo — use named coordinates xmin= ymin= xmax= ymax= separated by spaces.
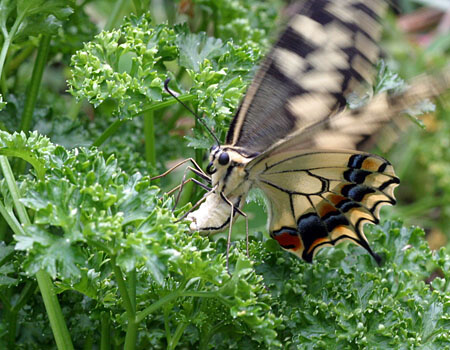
xmin=167 ymin=0 xmax=449 ymax=263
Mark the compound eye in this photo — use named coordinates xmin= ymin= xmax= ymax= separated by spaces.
xmin=210 ymin=145 xmax=219 ymax=153
xmin=218 ymin=152 xmax=230 ymax=165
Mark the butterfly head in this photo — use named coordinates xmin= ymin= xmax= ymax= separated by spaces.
xmin=206 ymin=145 xmax=230 ymax=175
xmin=187 ymin=145 xmax=252 ymax=234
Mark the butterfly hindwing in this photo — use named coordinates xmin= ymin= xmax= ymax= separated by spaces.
xmin=249 ymin=150 xmax=399 ymax=262
xmin=226 ymin=0 xmax=387 ymax=153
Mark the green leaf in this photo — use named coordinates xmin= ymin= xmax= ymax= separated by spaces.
xmin=177 ymin=32 xmax=225 ymax=72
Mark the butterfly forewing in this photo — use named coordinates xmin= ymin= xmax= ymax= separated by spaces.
xmin=226 ymin=0 xmax=387 ymax=154
xmin=249 ymin=150 xmax=399 ymax=262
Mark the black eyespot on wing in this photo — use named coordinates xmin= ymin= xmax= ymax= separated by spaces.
xmin=341 ymin=184 xmax=375 ymax=201
xmin=297 ymin=213 xmax=329 ymax=262
xmin=322 ymin=211 xmax=349 ymax=232
xmin=336 ymin=198 xmax=361 ymax=212
xmin=343 ymin=168 xmax=371 ymax=184
xmin=218 ymin=152 xmax=230 ymax=165
xmin=347 ymin=154 xmax=368 ymax=169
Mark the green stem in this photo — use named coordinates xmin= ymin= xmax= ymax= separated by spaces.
xmin=136 ymin=291 xmax=181 ymax=323
xmin=0 ymin=156 xmax=72 ymax=349
xmin=123 ymin=320 xmax=138 ymax=350
xmin=0 ymin=156 xmax=30 ymax=225
xmin=199 ymin=322 xmax=225 ymax=350
xmin=134 ymin=94 xmax=195 ymax=118
xmin=7 ymin=310 xmax=18 ymax=347
xmin=91 ymin=119 xmax=128 ymax=148
xmin=92 ymin=95 xmax=195 ymax=148
xmin=0 ymin=200 xmax=25 ymax=237
xmin=105 ymin=0 xmax=127 ymax=30
xmin=143 ymin=110 xmax=156 ymax=167
xmin=163 ymin=306 xmax=172 ymax=345
xmin=110 ymin=256 xmax=135 ymax=318
xmin=12 ymin=281 xmax=36 ymax=312
xmin=110 ymin=256 xmax=138 ymax=349
xmin=85 ymin=237 xmax=114 ymax=256
xmin=20 ymin=34 xmax=51 ymax=133
xmin=132 ymin=0 xmax=143 ymax=15
xmin=0 ymin=149 xmax=45 ymax=180
xmin=7 ymin=281 xmax=36 ymax=344
xmin=135 ymin=290 xmax=220 ymax=323
xmin=167 ymin=322 xmax=188 ymax=350
xmin=0 ymin=11 xmax=26 ymax=91
xmin=100 ymin=312 xmax=111 ymax=350
xmin=0 ymin=291 xmax=11 ymax=310
xmin=0 ymin=248 xmax=15 ymax=268
xmin=36 ymin=270 xmax=74 ymax=350
xmin=5 ymin=43 xmax=35 ymax=76
xmin=127 ymin=269 xmax=136 ymax=311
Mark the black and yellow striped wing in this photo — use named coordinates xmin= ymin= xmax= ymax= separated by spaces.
xmin=248 ymin=150 xmax=399 ymax=262
xmin=226 ymin=0 xmax=387 ymax=154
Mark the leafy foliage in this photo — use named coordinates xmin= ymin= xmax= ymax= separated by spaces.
xmin=0 ymin=0 xmax=449 ymax=349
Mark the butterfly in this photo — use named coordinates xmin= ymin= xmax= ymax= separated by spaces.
xmin=165 ymin=0 xmax=447 ymax=264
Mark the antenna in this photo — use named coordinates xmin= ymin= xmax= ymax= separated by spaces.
xmin=164 ymin=78 xmax=220 ymax=146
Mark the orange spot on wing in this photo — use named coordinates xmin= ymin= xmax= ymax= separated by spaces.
xmin=362 ymin=158 xmax=380 ymax=172
xmin=274 ymin=232 xmax=302 ymax=251
xmin=328 ymin=194 xmax=346 ymax=206
xmin=307 ymin=237 xmax=330 ymax=254
xmin=317 ymin=202 xmax=336 ymax=217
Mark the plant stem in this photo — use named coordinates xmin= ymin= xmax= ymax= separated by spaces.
xmin=0 ymin=200 xmax=25 ymax=237
xmin=132 ymin=0 xmax=143 ymax=15
xmin=7 ymin=281 xmax=36 ymax=345
xmin=136 ymin=291 xmax=181 ymax=323
xmin=92 ymin=95 xmax=195 ymax=148
xmin=0 ymin=149 xmax=46 ymax=180
xmin=0 ymin=248 xmax=15 ymax=268
xmin=105 ymin=0 xmax=127 ymax=30
xmin=5 ymin=43 xmax=35 ymax=76
xmin=7 ymin=309 xmax=18 ymax=347
xmin=143 ymin=110 xmax=156 ymax=167
xmin=110 ymin=256 xmax=137 ymax=349
xmin=100 ymin=312 xmax=111 ymax=350
xmin=123 ymin=320 xmax=138 ymax=350
xmin=12 ymin=281 xmax=36 ymax=312
xmin=164 ymin=306 xmax=172 ymax=345
xmin=36 ymin=270 xmax=74 ymax=350
xmin=127 ymin=269 xmax=137 ymax=311
xmin=167 ymin=322 xmax=188 ymax=350
xmin=0 ymin=156 xmax=73 ymax=349
xmin=0 ymin=156 xmax=30 ymax=225
xmin=111 ymin=256 xmax=135 ymax=317
xmin=135 ymin=94 xmax=195 ymax=117
xmin=20 ymin=34 xmax=51 ymax=132
xmin=0 ymin=11 xmax=26 ymax=93
xmin=92 ymin=119 xmax=128 ymax=147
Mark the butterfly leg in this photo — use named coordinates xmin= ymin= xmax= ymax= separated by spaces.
xmin=219 ymin=193 xmax=249 ymax=271
xmin=150 ymin=158 xmax=210 ymax=182
xmin=227 ymin=200 xmax=234 ymax=274
xmin=167 ymin=177 xmax=211 ymax=197
xmin=170 ymin=165 xmax=211 ymax=210
xmin=150 ymin=158 xmax=212 ymax=210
